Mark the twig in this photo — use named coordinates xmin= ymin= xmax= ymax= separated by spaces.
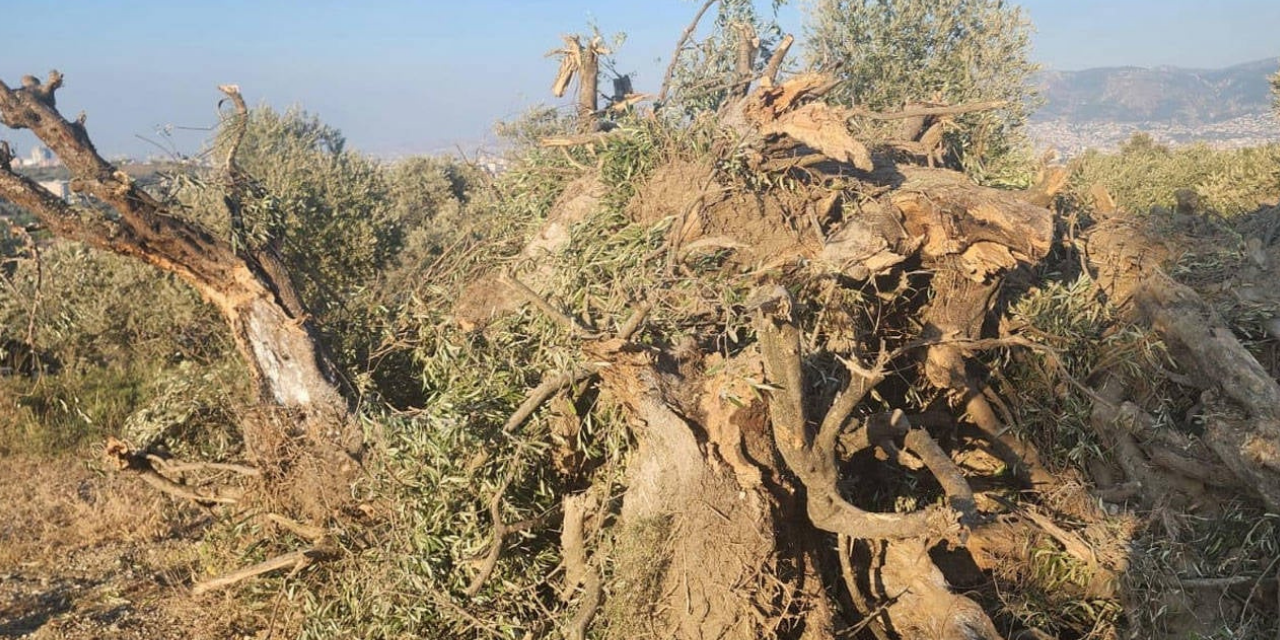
xmin=1240 ymin=554 xmax=1280 ymax=632
xmin=464 ymin=474 xmax=545 ymax=598
xmin=1178 ymin=575 xmax=1275 ymax=588
xmin=657 ymin=0 xmax=720 ymax=104
xmin=500 ymin=272 xmax=601 ymax=338
xmin=539 ymin=131 xmax=627 ymax=148
xmin=192 ymin=546 xmax=336 ymax=595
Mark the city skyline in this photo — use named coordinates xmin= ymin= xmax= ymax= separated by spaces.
xmin=4 ymin=1 xmax=1279 ymax=158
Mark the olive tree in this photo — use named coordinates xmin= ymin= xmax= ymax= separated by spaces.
xmin=805 ymin=0 xmax=1039 ymax=182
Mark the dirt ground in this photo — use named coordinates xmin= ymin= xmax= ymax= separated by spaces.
xmin=0 ymin=455 xmax=250 ymax=639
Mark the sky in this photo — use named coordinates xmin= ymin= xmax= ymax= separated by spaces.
xmin=2 ymin=0 xmax=1278 ymax=159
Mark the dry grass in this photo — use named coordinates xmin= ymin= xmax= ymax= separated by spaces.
xmin=0 ymin=450 xmax=258 ymax=639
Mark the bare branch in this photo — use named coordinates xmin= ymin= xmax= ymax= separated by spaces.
xmin=903 ymin=428 xmax=977 ymax=523
xmin=564 ymin=567 xmax=602 ymax=640
xmin=849 ymin=100 xmax=1008 ymax=121
xmin=816 ymin=349 xmax=890 ymax=458
xmin=657 ymin=0 xmax=719 ymax=104
xmin=106 ymin=438 xmax=241 ymax=506
xmin=192 ymin=546 xmax=337 ymax=596
xmin=539 ymin=130 xmax=628 ymax=148
xmin=464 ymin=474 xmax=546 ymax=598
xmin=500 ymin=272 xmax=601 ymax=338
xmin=217 ymin=84 xmax=249 ymax=176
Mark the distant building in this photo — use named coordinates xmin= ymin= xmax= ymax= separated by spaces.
xmin=38 ymin=180 xmax=71 ymax=201
xmin=29 ymin=145 xmax=56 ymax=168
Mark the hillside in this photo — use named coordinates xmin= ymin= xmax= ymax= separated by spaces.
xmin=1030 ymin=57 xmax=1280 ymax=153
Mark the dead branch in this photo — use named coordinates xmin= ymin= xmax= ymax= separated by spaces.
xmin=264 ymin=513 xmax=328 ymax=542
xmin=559 ymin=492 xmax=595 ymax=601
xmin=903 ymin=428 xmax=978 ymax=523
xmin=105 ymin=438 xmax=241 ymax=506
xmin=149 ymin=456 xmax=261 ymax=478
xmin=657 ymin=0 xmax=719 ymax=104
xmin=192 ymin=546 xmax=337 ymax=596
xmin=1021 ymin=165 xmax=1069 ymax=208
xmin=136 ymin=469 xmax=241 ymax=506
xmin=1086 ymin=217 xmax=1280 ymax=510
xmin=565 ymin=567 xmax=602 ymax=640
xmin=217 ymin=84 xmax=249 ymax=176
xmin=730 ymin=23 xmax=759 ymax=99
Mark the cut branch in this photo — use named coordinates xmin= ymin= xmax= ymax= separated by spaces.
xmin=761 ymin=34 xmax=795 ymax=86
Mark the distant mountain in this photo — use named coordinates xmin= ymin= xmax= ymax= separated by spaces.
xmin=1028 ymin=58 xmax=1279 ymax=154
xmin=1034 ymin=57 xmax=1277 ymax=124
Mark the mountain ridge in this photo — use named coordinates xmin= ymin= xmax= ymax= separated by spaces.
xmin=1033 ymin=57 xmax=1278 ymax=124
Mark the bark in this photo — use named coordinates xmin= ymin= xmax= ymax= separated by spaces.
xmin=0 ymin=72 xmax=357 ymax=455
xmin=1085 ymin=217 xmax=1280 ymax=511
xmin=576 ymin=38 xmax=601 ymax=132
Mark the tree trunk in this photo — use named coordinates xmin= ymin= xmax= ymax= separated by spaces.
xmin=577 ymin=38 xmax=601 ymax=132
xmin=0 ymin=72 xmax=358 ymax=457
xmin=1085 ymin=216 xmax=1280 ymax=511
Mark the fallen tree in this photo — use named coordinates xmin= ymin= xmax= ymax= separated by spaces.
xmin=446 ymin=42 xmax=1091 ymax=634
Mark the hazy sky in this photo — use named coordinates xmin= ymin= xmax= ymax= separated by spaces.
xmin=3 ymin=1 xmax=1278 ymax=158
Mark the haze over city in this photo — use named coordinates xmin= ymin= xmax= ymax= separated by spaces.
xmin=4 ymin=0 xmax=1279 ymax=158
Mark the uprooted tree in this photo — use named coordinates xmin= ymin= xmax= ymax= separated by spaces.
xmin=433 ymin=16 xmax=1280 ymax=637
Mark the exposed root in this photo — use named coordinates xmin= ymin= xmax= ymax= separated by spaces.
xmin=754 ymin=284 xmax=961 ymax=541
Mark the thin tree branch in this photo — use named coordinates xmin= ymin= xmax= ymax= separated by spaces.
xmin=192 ymin=546 xmax=336 ymax=596
xmin=849 ymin=100 xmax=1008 ymax=121
xmin=657 ymin=0 xmax=719 ymax=104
